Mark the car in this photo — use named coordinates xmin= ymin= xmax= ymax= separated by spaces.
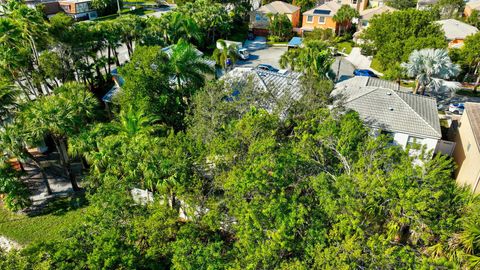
xmin=353 ymin=69 xmax=378 ymax=77
xmin=256 ymin=64 xmax=279 ymax=73
xmin=448 ymin=103 xmax=465 ymax=114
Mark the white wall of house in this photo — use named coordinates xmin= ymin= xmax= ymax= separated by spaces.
xmin=393 ymin=132 xmax=438 ymax=153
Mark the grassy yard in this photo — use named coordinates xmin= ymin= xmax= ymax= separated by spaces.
xmin=0 ymin=198 xmax=89 ymax=245
xmin=336 ymin=41 xmax=353 ymax=54
xmin=370 ymin=56 xmax=385 ymax=73
xmin=94 ymin=8 xmax=155 ymax=21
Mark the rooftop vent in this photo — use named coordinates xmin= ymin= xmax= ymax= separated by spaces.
xmin=386 ymin=92 xmax=392 ymax=96
xmin=388 ymin=107 xmax=394 ymax=111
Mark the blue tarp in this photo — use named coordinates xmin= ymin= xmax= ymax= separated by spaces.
xmin=288 ymin=37 xmax=303 ymax=48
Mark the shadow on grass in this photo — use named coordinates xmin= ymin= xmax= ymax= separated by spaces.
xmin=26 ymin=193 xmax=89 ymax=218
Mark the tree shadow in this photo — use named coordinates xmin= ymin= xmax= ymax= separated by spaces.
xmin=24 ymin=193 xmax=88 ymax=218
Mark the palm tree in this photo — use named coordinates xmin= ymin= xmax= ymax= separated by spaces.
xmin=212 ymin=39 xmax=238 ymax=71
xmin=18 ymin=83 xmax=98 ymax=192
xmin=167 ymin=40 xmax=214 ymax=91
xmin=332 ymin=5 xmax=359 ymax=35
xmin=279 ymin=40 xmax=334 ymax=78
xmin=0 ymin=80 xmax=18 ymax=122
xmin=402 ymin=49 xmax=460 ymax=95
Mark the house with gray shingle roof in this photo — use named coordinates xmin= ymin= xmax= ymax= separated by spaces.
xmin=221 ymin=67 xmax=303 ymax=114
xmin=332 ymin=77 xmax=442 ymax=152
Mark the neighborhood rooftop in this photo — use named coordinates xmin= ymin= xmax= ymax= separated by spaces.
xmin=360 ymin=5 xmax=397 ymax=20
xmin=465 ymin=102 xmax=480 ymax=150
xmin=303 ymin=1 xmax=341 ymax=16
xmin=332 ymin=77 xmax=442 ymax=139
xmin=436 ymin=19 xmax=479 ymax=40
xmin=256 ymin=1 xmax=300 ymax=14
xmin=222 ymin=67 xmax=303 ymax=102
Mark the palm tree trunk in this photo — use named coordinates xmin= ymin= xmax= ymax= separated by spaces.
xmin=54 ymin=137 xmax=80 ymax=192
xmin=413 ymin=81 xmax=421 ymax=94
xmin=474 ymin=73 xmax=480 ymax=94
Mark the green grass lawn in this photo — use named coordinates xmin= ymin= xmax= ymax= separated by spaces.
xmin=336 ymin=41 xmax=353 ymax=54
xmin=0 ymin=198 xmax=89 ymax=245
xmin=370 ymin=57 xmax=385 ymax=73
xmin=94 ymin=8 xmax=155 ymax=21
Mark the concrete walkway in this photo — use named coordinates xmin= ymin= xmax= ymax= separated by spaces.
xmin=0 ymin=236 xmax=20 ymax=252
xmin=346 ymin=47 xmax=383 ymax=76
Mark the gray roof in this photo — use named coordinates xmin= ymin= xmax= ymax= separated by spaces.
xmin=436 ymin=19 xmax=479 ymax=40
xmin=332 ymin=77 xmax=442 ymax=139
xmin=256 ymin=1 xmax=300 ymax=14
xmin=465 ymin=102 xmax=480 ymax=150
xmin=303 ymin=1 xmax=341 ymax=16
xmin=222 ymin=67 xmax=303 ymax=108
xmin=161 ymin=45 xmax=216 ymax=68
xmin=335 ymin=76 xmax=412 ymax=92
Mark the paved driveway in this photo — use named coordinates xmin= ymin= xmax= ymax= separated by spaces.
xmin=236 ymin=45 xmax=287 ymax=69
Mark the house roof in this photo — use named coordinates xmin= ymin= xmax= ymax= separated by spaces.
xmin=161 ymin=45 xmax=216 ymax=68
xmin=332 ymin=77 xmax=442 ymax=139
xmin=465 ymin=102 xmax=480 ymax=150
xmin=335 ymin=76 xmax=412 ymax=93
xmin=466 ymin=0 xmax=480 ymax=11
xmin=360 ymin=5 xmax=397 ymax=20
xmin=222 ymin=67 xmax=303 ymax=109
xmin=256 ymin=1 xmax=300 ymax=14
xmin=417 ymin=0 xmax=438 ymax=6
xmin=436 ymin=19 xmax=479 ymax=40
xmin=303 ymin=1 xmax=341 ymax=16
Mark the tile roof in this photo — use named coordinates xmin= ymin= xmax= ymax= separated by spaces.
xmin=222 ymin=67 xmax=303 ymax=109
xmin=466 ymin=0 xmax=480 ymax=10
xmin=360 ymin=5 xmax=397 ymax=20
xmin=257 ymin=1 xmax=300 ymax=14
xmin=303 ymin=1 xmax=341 ymax=16
xmin=335 ymin=76 xmax=412 ymax=92
xmin=332 ymin=77 xmax=442 ymax=139
xmin=465 ymin=102 xmax=480 ymax=150
xmin=436 ymin=19 xmax=479 ymax=40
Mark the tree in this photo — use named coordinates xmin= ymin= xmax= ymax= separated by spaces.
xmin=212 ymin=39 xmax=238 ymax=71
xmin=435 ymin=0 xmax=465 ymax=19
xmin=167 ymin=39 xmax=214 ymax=91
xmin=459 ymin=32 xmax=480 ymax=93
xmin=402 ymin=48 xmax=460 ymax=94
xmin=466 ymin=10 xmax=480 ymax=28
xmin=360 ymin=9 xmax=446 ymax=69
xmin=279 ymin=40 xmax=334 ymax=78
xmin=385 ymin=0 xmax=417 ymax=9
xmin=91 ymin=0 xmax=122 ymax=15
xmin=119 ymin=45 xmax=185 ymax=129
xmin=267 ymin=13 xmax=292 ymax=42
xmin=0 ymin=80 xmax=18 ymax=123
xmin=0 ymin=162 xmax=31 ymax=211
xmin=17 ymin=83 xmax=99 ymax=191
xmin=332 ymin=5 xmax=359 ymax=35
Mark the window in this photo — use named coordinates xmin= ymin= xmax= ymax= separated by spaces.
xmin=60 ymin=4 xmax=70 ymax=13
xmin=467 ymin=142 xmax=471 ymax=152
xmin=306 ymin=15 xmax=313 ymax=23
xmin=76 ymin=2 xmax=91 ymax=13
xmin=407 ymin=136 xmax=424 ymax=146
xmin=318 ymin=16 xmax=325 ymax=24
xmin=351 ymin=0 xmax=357 ymax=4
xmin=380 ymin=130 xmax=395 ymax=144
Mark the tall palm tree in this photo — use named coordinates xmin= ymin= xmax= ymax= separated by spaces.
xmin=212 ymin=39 xmax=238 ymax=71
xmin=402 ymin=49 xmax=461 ymax=95
xmin=167 ymin=40 xmax=214 ymax=91
xmin=332 ymin=5 xmax=359 ymax=35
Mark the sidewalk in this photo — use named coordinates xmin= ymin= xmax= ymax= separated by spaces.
xmin=346 ymin=47 xmax=383 ymax=76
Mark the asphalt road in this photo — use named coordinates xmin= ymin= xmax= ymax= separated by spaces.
xmin=236 ymin=46 xmax=287 ymax=69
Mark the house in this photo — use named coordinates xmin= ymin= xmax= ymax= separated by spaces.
xmin=416 ymin=0 xmax=438 ymax=10
xmin=358 ymin=5 xmax=396 ymax=29
xmin=301 ymin=2 xmax=346 ymax=34
xmin=368 ymin=0 xmax=385 ymax=8
xmin=453 ymin=102 xmax=480 ymax=194
xmin=436 ymin=19 xmax=479 ymax=48
xmin=314 ymin=0 xmax=369 ymax=12
xmin=249 ymin=1 xmax=301 ymax=36
xmin=221 ymin=67 xmax=303 ymax=113
xmin=58 ymin=0 xmax=97 ymax=20
xmin=331 ymin=76 xmax=442 ymax=152
xmin=464 ymin=0 xmax=480 ymax=17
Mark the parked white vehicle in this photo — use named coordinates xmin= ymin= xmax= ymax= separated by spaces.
xmin=216 ymin=40 xmax=250 ymax=60
xmin=448 ymin=103 xmax=465 ymax=114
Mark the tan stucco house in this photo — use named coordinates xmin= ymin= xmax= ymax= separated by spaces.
xmin=250 ymin=1 xmax=301 ymax=36
xmin=464 ymin=0 xmax=480 ymax=17
xmin=436 ymin=19 xmax=479 ymax=48
xmin=453 ymin=102 xmax=480 ymax=194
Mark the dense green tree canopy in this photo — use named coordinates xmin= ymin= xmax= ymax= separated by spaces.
xmin=360 ymin=9 xmax=446 ymax=69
